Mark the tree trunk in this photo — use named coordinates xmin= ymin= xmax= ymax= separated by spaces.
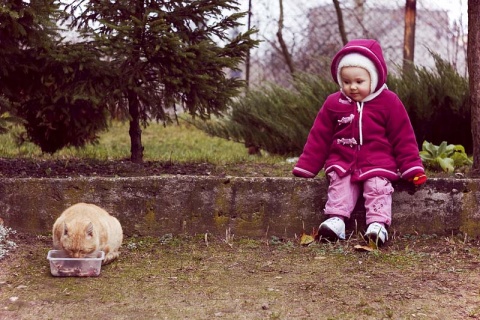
xmin=128 ymin=89 xmax=144 ymax=163
xmin=403 ymin=0 xmax=416 ymax=74
xmin=469 ymin=0 xmax=480 ymax=176
xmin=246 ymin=0 xmax=252 ymax=91
xmin=127 ymin=1 xmax=145 ymax=164
xmin=276 ymin=0 xmax=295 ymax=75
xmin=333 ymin=0 xmax=348 ymax=45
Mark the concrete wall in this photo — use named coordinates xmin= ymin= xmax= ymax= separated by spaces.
xmin=1 ymin=176 xmax=480 ymax=238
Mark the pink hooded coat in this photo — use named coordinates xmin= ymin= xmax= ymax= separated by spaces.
xmin=292 ymin=39 xmax=425 ymax=182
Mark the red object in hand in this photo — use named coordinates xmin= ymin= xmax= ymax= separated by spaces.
xmin=411 ymin=173 xmax=427 ymax=186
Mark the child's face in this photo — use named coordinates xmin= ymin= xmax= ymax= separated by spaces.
xmin=340 ymin=66 xmax=371 ymax=101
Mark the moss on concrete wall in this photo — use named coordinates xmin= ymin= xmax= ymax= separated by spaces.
xmin=0 ymin=176 xmax=478 ymax=238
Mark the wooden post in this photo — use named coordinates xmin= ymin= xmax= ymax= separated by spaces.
xmin=403 ymin=0 xmax=416 ymax=74
xmin=469 ymin=0 xmax=480 ymax=176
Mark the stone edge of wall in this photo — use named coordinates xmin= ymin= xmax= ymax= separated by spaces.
xmin=0 ymin=175 xmax=479 ymax=238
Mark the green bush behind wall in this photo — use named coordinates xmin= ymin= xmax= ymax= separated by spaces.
xmin=194 ymin=54 xmax=470 ymax=156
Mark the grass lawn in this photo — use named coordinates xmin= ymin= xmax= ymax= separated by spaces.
xmin=0 ymin=119 xmax=292 ymax=165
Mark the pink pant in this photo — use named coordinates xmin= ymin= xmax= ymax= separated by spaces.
xmin=324 ymin=171 xmax=394 ymax=226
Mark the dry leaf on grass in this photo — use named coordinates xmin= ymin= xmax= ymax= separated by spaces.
xmin=354 ymin=238 xmax=378 ymax=252
xmin=300 ymin=227 xmax=318 ymax=246
xmin=300 ymin=233 xmax=315 ymax=246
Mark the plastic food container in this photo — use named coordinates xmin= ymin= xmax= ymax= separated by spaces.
xmin=47 ymin=250 xmax=105 ymax=277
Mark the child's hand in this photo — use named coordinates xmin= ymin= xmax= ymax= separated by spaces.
xmin=410 ymin=173 xmax=427 ymax=186
xmin=292 ymin=167 xmax=316 ymax=178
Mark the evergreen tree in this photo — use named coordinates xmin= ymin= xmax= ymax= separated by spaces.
xmin=64 ymin=0 xmax=258 ymax=163
xmin=0 ymin=0 xmax=60 ymax=131
xmin=193 ymin=73 xmax=338 ymax=156
xmin=15 ymin=43 xmax=116 ymax=153
xmin=1 ymin=1 xmax=115 ymax=153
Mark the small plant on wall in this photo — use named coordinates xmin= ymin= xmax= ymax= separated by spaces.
xmin=419 ymin=141 xmax=472 ymax=173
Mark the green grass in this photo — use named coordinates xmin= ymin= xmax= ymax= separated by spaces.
xmin=0 ymin=119 xmax=290 ymax=165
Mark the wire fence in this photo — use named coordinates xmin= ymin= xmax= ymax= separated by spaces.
xmin=235 ymin=0 xmax=468 ymax=88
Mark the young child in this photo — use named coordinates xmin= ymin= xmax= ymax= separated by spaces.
xmin=292 ymin=39 xmax=426 ymax=245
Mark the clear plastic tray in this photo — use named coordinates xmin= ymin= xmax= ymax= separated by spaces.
xmin=47 ymin=250 xmax=104 ymax=277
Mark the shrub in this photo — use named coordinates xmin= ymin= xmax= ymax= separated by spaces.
xmin=6 ymin=44 xmax=115 ymax=154
xmin=388 ymin=53 xmax=470 ymax=153
xmin=18 ymin=97 xmax=108 ymax=154
xmin=192 ymin=73 xmax=337 ymax=155
xmin=195 ymin=55 xmax=470 ymax=157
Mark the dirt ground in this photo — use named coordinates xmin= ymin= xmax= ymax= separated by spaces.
xmin=0 ymin=158 xmax=293 ymax=178
xmin=1 ymin=232 xmax=480 ymax=320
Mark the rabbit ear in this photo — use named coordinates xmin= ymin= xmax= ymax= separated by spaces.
xmin=63 ymin=222 xmax=69 ymax=236
xmin=86 ymin=222 xmax=94 ymax=237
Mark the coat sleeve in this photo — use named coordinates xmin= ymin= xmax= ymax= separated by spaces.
xmin=292 ymin=100 xmax=335 ymax=178
xmin=386 ymin=96 xmax=425 ymax=180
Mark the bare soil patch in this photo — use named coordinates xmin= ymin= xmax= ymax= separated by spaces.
xmin=0 ymin=158 xmax=293 ymax=178
xmin=1 ymin=232 xmax=480 ymax=319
